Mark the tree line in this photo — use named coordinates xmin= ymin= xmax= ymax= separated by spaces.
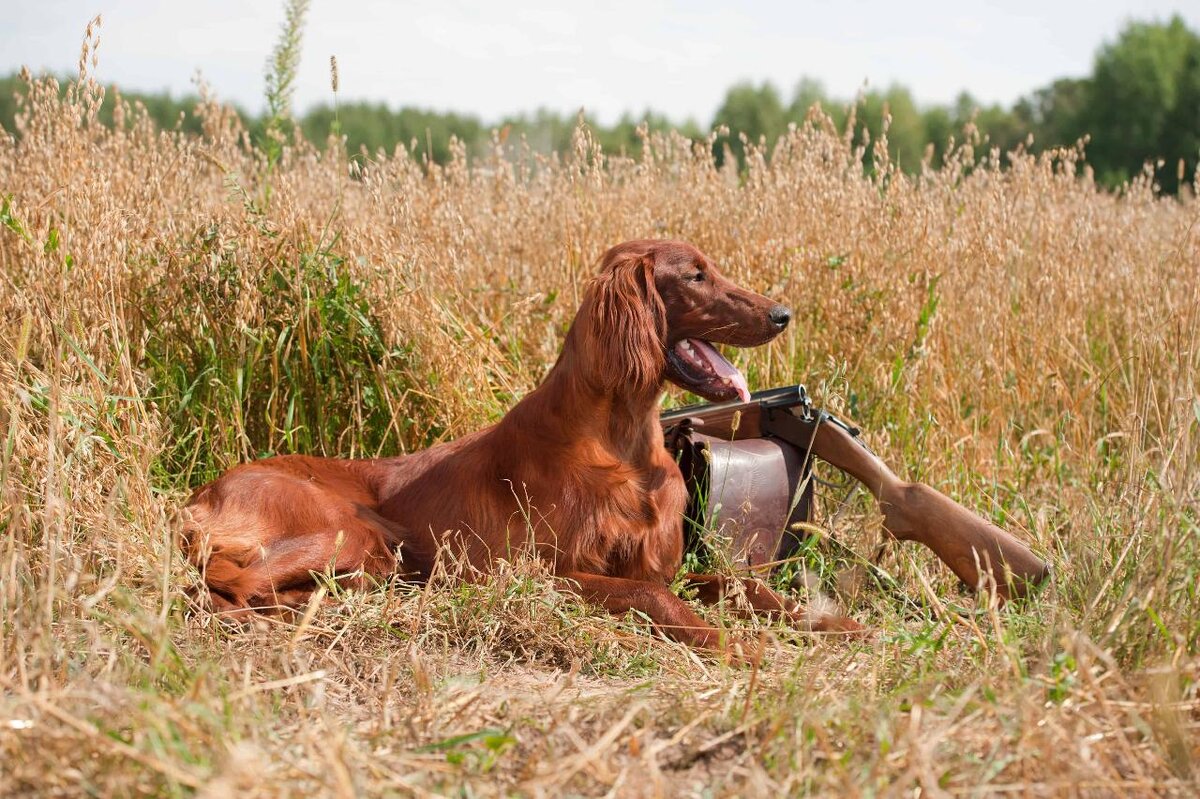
xmin=2 ymin=15 xmax=1196 ymax=191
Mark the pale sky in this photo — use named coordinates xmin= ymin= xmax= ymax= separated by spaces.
xmin=4 ymin=1 xmax=1198 ymax=124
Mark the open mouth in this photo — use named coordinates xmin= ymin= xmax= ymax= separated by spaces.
xmin=665 ymin=339 xmax=751 ymax=403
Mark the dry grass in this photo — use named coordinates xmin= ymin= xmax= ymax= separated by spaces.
xmin=1 ymin=47 xmax=1198 ymax=797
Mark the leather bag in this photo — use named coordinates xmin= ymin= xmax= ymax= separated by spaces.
xmin=661 ymin=385 xmax=829 ymax=569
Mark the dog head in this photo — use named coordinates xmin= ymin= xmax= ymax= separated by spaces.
xmin=586 ymin=239 xmax=790 ymax=402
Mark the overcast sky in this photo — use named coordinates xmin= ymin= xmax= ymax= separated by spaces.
xmin=4 ymin=1 xmax=1197 ymax=124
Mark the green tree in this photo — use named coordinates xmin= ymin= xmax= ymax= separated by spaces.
xmin=0 ymin=71 xmax=217 ymax=137
xmin=921 ymin=105 xmax=954 ymax=165
xmin=852 ymin=85 xmax=927 ymax=171
xmin=1083 ymin=15 xmax=1200 ymax=189
xmin=596 ymin=109 xmax=701 ymax=157
xmin=498 ymin=108 xmax=579 ymax=155
xmin=711 ymin=81 xmax=786 ymax=167
xmin=954 ymin=93 xmax=1027 ymax=160
xmin=303 ymin=101 xmax=484 ymax=162
xmin=5 ymin=13 xmax=1198 ymax=191
xmin=0 ymin=73 xmax=25 ymax=135
xmin=1160 ymin=42 xmax=1200 ymax=190
xmin=1013 ymin=78 xmax=1089 ymax=151
xmin=787 ymin=77 xmax=833 ymax=123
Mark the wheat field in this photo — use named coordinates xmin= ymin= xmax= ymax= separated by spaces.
xmin=0 ymin=37 xmax=1198 ymax=797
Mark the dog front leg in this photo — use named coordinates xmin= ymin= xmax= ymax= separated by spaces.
xmin=806 ymin=418 xmax=1050 ymax=600
xmin=555 ymin=571 xmax=756 ymax=661
xmin=681 ymin=573 xmax=865 ymax=634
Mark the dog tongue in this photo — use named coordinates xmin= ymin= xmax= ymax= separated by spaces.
xmin=687 ymin=339 xmax=751 ymax=402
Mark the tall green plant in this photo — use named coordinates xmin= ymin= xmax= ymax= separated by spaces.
xmin=143 ymin=231 xmax=420 ymax=488
xmin=260 ymin=0 xmax=310 ymax=176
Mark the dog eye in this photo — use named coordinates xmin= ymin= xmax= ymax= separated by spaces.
xmin=689 ymin=271 xmax=705 ymax=283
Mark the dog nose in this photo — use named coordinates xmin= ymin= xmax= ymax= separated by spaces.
xmin=768 ymin=305 xmax=792 ymax=329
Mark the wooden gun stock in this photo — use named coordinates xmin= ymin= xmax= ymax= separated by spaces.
xmin=662 ymin=386 xmax=1050 ymax=601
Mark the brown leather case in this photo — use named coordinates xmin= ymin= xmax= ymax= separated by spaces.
xmin=663 ymin=386 xmax=818 ymax=569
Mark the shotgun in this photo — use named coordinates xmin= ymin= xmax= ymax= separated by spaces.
xmin=661 ymin=385 xmax=1050 ymax=601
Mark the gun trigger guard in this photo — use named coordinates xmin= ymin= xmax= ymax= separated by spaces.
xmin=666 ymin=416 xmax=706 ymax=450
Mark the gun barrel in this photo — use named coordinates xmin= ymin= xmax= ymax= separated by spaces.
xmin=659 ymin=384 xmax=810 ymax=431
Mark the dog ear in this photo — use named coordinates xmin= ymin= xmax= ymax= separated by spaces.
xmin=586 ymin=248 xmax=667 ymax=395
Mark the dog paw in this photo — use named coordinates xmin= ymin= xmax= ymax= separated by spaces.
xmin=811 ymin=613 xmax=870 ymax=638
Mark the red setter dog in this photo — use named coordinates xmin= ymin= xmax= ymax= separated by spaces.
xmin=183 ymin=240 xmax=862 ymax=656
